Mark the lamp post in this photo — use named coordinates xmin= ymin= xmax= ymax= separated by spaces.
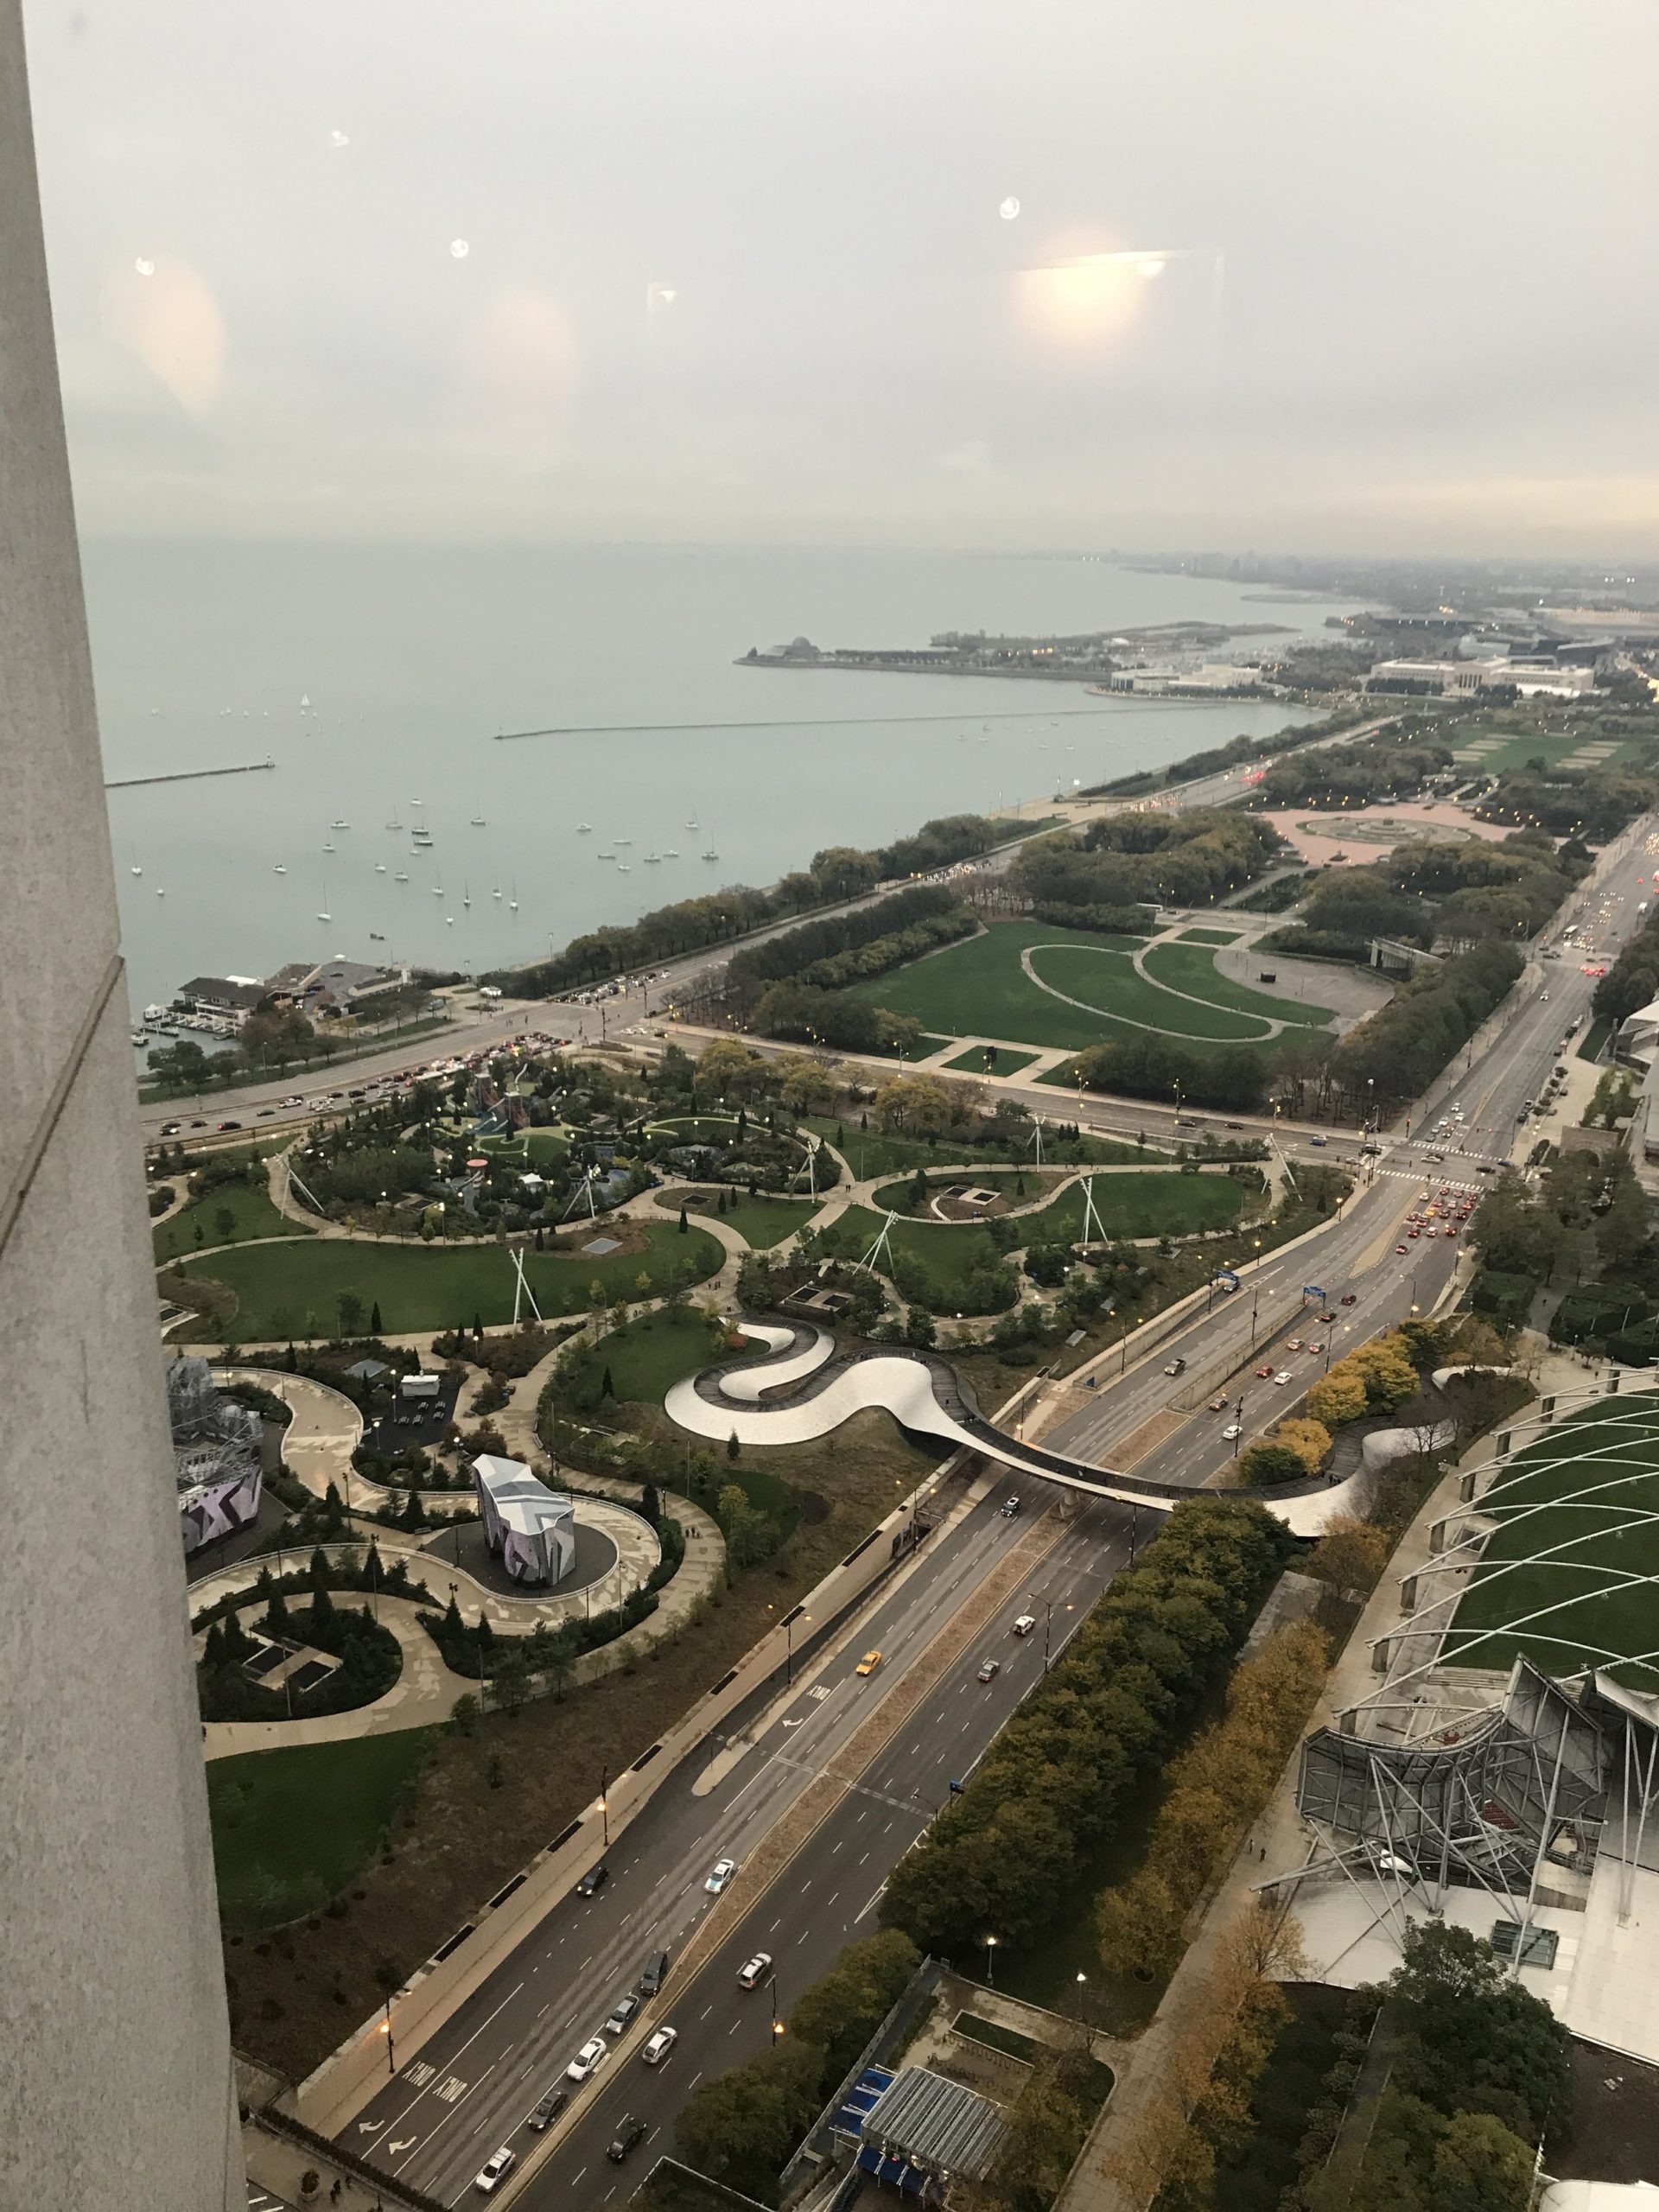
xmin=769 ymin=1974 xmax=784 ymax=2040
xmin=379 ymin=1999 xmax=396 ymax=2077
xmin=599 ymin=1766 xmax=609 ymax=1847
xmin=984 ymin=1935 xmax=998 ymax=1986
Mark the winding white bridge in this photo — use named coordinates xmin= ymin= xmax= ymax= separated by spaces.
xmin=667 ymin=1319 xmax=1363 ymax=1536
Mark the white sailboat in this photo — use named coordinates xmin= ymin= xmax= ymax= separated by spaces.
xmin=509 ymin=877 xmax=519 ymax=912
xmin=274 ymin=861 xmax=287 ymax=875
xmin=462 ymin=883 xmax=473 ymax=908
xmin=394 ymin=869 xmax=410 ymax=882
xmin=576 ymin=822 xmax=593 ymax=834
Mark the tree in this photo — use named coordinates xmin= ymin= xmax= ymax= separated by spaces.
xmin=369 ymin=1300 xmax=383 ymax=1333
xmin=1236 ymin=1442 xmax=1306 ymax=1487
xmin=336 ymin=1289 xmax=365 ymax=1338
xmin=677 ymin=1203 xmax=689 ymax=1234
xmin=1266 ymin=1417 xmax=1332 ymax=1474
xmin=727 ymin=1428 xmax=741 ymax=1463
xmin=1431 ymin=2110 xmax=1535 ymax=2212
xmin=600 ymin=1364 xmax=615 ymax=1401
xmin=904 ymin=1305 xmax=938 ymax=1347
xmin=1308 ymin=1365 xmax=1370 ymax=1427
xmin=675 ymin=2036 xmax=827 ymax=2200
xmin=696 ymin=1037 xmax=763 ymax=1102
xmin=1389 ymin=1923 xmax=1573 ymax=2142
xmin=213 ymin=1205 xmax=237 ymax=1244
xmin=487 ymin=1644 xmax=532 ymax=1718
xmin=1306 ymin=1515 xmax=1391 ymax=1592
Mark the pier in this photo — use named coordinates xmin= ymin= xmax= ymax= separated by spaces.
xmin=105 ymin=756 xmax=275 ymax=791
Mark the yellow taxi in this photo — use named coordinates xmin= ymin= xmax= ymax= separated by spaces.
xmin=855 ymin=1649 xmax=883 ymax=1677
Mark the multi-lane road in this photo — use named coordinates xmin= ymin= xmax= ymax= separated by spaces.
xmin=347 ymin=1481 xmax=1132 ymax=2206
xmin=323 ymin=817 xmax=1650 ymax=2206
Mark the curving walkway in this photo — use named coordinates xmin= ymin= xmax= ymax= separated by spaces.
xmin=666 ymin=1315 xmax=1366 ymax=1537
xmin=1020 ymin=939 xmax=1286 ymax=1043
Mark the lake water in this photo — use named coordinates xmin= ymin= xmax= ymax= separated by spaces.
xmin=86 ymin=543 xmax=1360 ymax=1020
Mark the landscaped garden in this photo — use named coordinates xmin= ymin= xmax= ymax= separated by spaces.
xmin=864 ymin=1170 xmax=1249 ymax=1245
xmin=853 ymin=918 xmax=1335 ymax=1057
xmin=168 ymin=1218 xmax=723 ymax=1340
xmin=154 ymin=1171 xmax=311 ymax=1261
xmin=677 ymin=1190 xmax=817 ymax=1248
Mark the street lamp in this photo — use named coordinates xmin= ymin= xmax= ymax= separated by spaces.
xmin=379 ymin=2004 xmax=396 ymax=2076
xmin=768 ymin=1974 xmax=784 ymax=2038
xmin=599 ymin=1766 xmax=609 ymax=1847
xmin=984 ymin=1935 xmax=999 ymax=1986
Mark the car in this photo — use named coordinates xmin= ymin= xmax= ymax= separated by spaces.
xmin=257 ymin=1107 xmax=275 ymax=1118
xmin=566 ymin=2037 xmax=608 ymax=2084
xmin=738 ymin=1953 xmax=773 ymax=1988
xmin=283 ymin=1094 xmax=302 ymax=1107
xmin=608 ymin=2116 xmax=647 ymax=2164
xmin=999 ymin=1496 xmax=1021 ymax=1517
xmin=1255 ymin=1363 xmax=1275 ymax=1380
xmin=575 ymin=1864 xmax=608 ymax=1897
xmin=1395 ymin=1243 xmax=1408 ymax=1255
xmin=217 ymin=1119 xmax=241 ymax=1131
xmin=1306 ymin=1342 xmax=1325 ymax=1356
xmin=1163 ymin=1356 xmax=1187 ymax=1376
xmin=1012 ymin=1614 xmax=1037 ymax=1637
xmin=1408 ymin=1228 xmax=1421 ymax=1239
xmin=1287 ymin=1337 xmax=1303 ymax=1352
xmin=855 ymin=1649 xmax=883 ymax=1677
xmin=639 ymin=1948 xmax=671 ymax=1995
xmin=605 ymin=1993 xmax=642 ymax=2036
xmin=1309 ymin=1134 xmax=1328 ymax=1147
xmin=1273 ymin=1370 xmax=1294 ymax=1387
xmin=1445 ymin=1224 xmax=1458 ymax=1236
xmin=977 ymin=1657 xmax=1001 ymax=1682
xmin=526 ymin=2087 xmax=568 ymax=2131
xmin=1223 ymin=1421 xmax=1243 ymax=1440
xmin=474 ymin=2146 xmax=517 ymax=2194
xmin=159 ymin=1120 xmax=181 ymax=1136
xmin=1207 ymin=1394 xmax=1229 ymax=1412
xmin=641 ymin=2026 xmax=678 ymax=2067
xmin=705 ymin=1857 xmax=737 ymax=1894
xmin=188 ymin=1118 xmax=207 ymax=1128
xmin=1477 ymin=1163 xmax=1495 ymax=1174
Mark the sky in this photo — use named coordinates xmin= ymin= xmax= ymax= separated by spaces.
xmin=22 ymin=0 xmax=1659 ymax=556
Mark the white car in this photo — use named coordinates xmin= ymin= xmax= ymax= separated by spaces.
xmin=1223 ymin=1421 xmax=1243 ymax=1441
xmin=566 ymin=2037 xmax=608 ymax=2084
xmin=705 ymin=1857 xmax=737 ymax=1894
xmin=1273 ymin=1370 xmax=1294 ymax=1386
xmin=474 ymin=2146 xmax=516 ymax=2194
xmin=641 ymin=2027 xmax=678 ymax=2067
xmin=738 ymin=1952 xmax=773 ymax=1988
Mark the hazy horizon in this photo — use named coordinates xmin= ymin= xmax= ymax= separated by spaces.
xmin=23 ymin=0 xmax=1659 ymax=557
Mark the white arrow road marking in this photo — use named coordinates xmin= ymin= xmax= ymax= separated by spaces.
xmin=356 ymin=2119 xmax=385 ymax=2134
xmin=388 ymin=2136 xmax=416 ymax=2154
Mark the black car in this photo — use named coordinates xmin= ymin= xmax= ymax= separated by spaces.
xmin=607 ymin=2117 xmax=646 ymax=2164
xmin=526 ymin=2087 xmax=568 ymax=2132
xmin=575 ymin=1864 xmax=608 ymax=1897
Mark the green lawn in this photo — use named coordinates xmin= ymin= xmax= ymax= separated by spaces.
xmin=208 ymin=1729 xmax=438 ymax=1930
xmin=1141 ymin=941 xmax=1332 ymax=1030
xmin=838 ymin=1173 xmax=1243 ymax=1281
xmin=591 ymin=1305 xmax=735 ymax=1405
xmin=153 ymin=1175 xmax=312 ymax=1262
xmin=681 ymin=1192 xmax=817 ymax=1249
xmin=941 ymin=1044 xmax=1045 ymax=1077
xmin=857 ymin=921 xmax=1146 ymax=1052
xmin=1030 ymin=943 xmax=1267 ymax=1040
xmin=1176 ymin=927 xmax=1244 ymax=946
xmin=1438 ymin=718 xmax=1651 ymax=777
xmin=1447 ymin=1394 xmax=1659 ymax=1684
xmin=855 ymin=918 xmax=1330 ymax=1056
xmin=801 ymin=1116 xmax=1160 ymax=1179
xmin=173 ymin=1219 xmax=724 ymax=1338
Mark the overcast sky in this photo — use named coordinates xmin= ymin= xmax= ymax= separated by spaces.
xmin=22 ymin=0 xmax=1659 ymax=555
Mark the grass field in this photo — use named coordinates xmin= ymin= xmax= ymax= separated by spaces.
xmin=858 ymin=921 xmax=1143 ymax=1052
xmin=174 ymin=1219 xmax=724 ymax=1338
xmin=208 ymin=1729 xmax=438 ymax=1929
xmin=153 ymin=1175 xmax=312 ymax=1262
xmin=589 ymin=1305 xmax=734 ymax=1405
xmin=857 ymin=919 xmax=1329 ymax=1055
xmin=1141 ymin=942 xmax=1332 ymax=1030
xmin=679 ymin=1192 xmax=817 ymax=1249
xmin=1439 ymin=718 xmax=1650 ymax=777
xmin=941 ymin=1043 xmax=1045 ymax=1077
xmin=1447 ymin=1394 xmax=1659 ymax=1683
xmin=842 ymin=1173 xmax=1243 ymax=1282
xmin=801 ymin=1115 xmax=1160 ymax=1179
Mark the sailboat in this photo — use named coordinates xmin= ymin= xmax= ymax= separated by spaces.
xmin=509 ymin=877 xmax=519 ymax=912
xmin=274 ymin=862 xmax=288 ymax=875
xmin=685 ymin=812 xmax=700 ymax=830
xmin=492 ymin=886 xmax=503 ymax=899
xmin=129 ymin=847 xmax=143 ymax=877
xmin=471 ymin=815 xmax=486 ymax=827
xmin=394 ymin=868 xmax=410 ymax=882
xmin=374 ymin=863 xmax=387 ymax=874
xmin=386 ymin=811 xmax=403 ymax=831
xmin=317 ymin=874 xmax=332 ymax=923
xmin=662 ymin=847 xmax=680 ymax=859
xmin=702 ymin=846 xmax=719 ymax=861
xmin=462 ymin=883 xmax=473 ymax=908
xmin=644 ymin=852 xmax=662 ymax=864
xmin=323 ymin=841 xmax=336 ymax=853
xmin=575 ymin=822 xmax=593 ymax=834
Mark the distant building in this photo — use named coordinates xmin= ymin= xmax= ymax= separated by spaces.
xmin=1366 ymin=657 xmax=1596 ymax=699
xmin=176 ymin=974 xmax=268 ymax=1016
xmin=473 ymin=1455 xmax=576 ymax=1586
xmin=166 ymin=1357 xmax=264 ymax=1554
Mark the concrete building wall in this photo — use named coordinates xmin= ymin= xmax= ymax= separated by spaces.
xmin=0 ymin=6 xmax=244 ymax=2204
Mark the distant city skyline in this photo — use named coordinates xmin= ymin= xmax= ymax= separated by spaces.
xmin=21 ymin=0 xmax=1659 ymax=555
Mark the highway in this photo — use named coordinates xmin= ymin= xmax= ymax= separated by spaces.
xmin=347 ymin=1479 xmax=1134 ymax=2207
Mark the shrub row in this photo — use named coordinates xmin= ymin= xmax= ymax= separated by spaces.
xmin=726 ymin=881 xmax=967 ymax=1001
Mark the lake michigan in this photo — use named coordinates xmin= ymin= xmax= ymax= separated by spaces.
xmin=86 ymin=542 xmax=1361 ymax=1020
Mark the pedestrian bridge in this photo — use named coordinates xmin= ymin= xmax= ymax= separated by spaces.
xmin=664 ymin=1319 xmax=1361 ymax=1536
